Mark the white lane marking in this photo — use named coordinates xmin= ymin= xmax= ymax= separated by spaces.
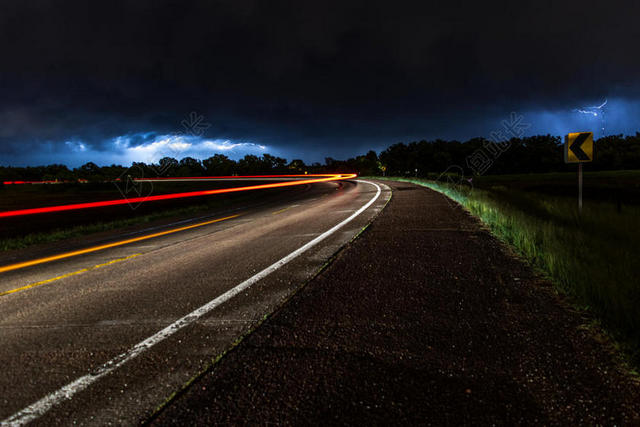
xmin=2 ymin=180 xmax=382 ymax=426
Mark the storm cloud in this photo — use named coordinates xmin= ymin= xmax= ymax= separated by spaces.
xmin=1 ymin=0 xmax=639 ymax=165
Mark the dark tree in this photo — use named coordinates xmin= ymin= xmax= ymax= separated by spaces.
xmin=203 ymin=154 xmax=236 ymax=176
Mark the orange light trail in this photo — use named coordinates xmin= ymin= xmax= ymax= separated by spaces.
xmin=0 ymin=214 xmax=239 ymax=275
xmin=0 ymin=174 xmax=356 ymax=218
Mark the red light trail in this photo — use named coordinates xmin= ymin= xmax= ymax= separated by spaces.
xmin=0 ymin=174 xmax=356 ymax=218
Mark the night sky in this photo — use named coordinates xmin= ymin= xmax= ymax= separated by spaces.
xmin=1 ymin=0 xmax=639 ymax=166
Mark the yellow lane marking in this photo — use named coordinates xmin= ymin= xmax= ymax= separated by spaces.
xmin=0 ymin=214 xmax=240 ymax=275
xmin=272 ymin=207 xmax=291 ymax=215
xmin=272 ymin=204 xmax=299 ymax=215
xmin=0 ymin=253 xmax=141 ymax=297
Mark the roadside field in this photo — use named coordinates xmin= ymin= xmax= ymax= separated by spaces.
xmin=472 ymin=170 xmax=640 ymax=206
xmin=376 ymin=172 xmax=640 ymax=367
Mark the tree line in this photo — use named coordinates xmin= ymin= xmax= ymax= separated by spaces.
xmin=379 ymin=133 xmax=640 ymax=177
xmin=0 ymin=152 xmax=381 ymax=182
xmin=1 ymin=134 xmax=639 ymax=182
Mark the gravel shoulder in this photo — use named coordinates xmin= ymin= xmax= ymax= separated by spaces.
xmin=151 ymin=180 xmax=640 ymax=425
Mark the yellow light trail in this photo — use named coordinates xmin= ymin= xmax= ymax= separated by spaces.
xmin=0 ymin=214 xmax=239 ymax=275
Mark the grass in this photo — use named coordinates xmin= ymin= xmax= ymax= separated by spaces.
xmin=373 ymin=174 xmax=640 ymax=365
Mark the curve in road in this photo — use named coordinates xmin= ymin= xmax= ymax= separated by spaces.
xmin=0 ymin=179 xmax=391 ymax=425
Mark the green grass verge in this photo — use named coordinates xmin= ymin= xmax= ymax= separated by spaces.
xmin=372 ymin=176 xmax=640 ymax=365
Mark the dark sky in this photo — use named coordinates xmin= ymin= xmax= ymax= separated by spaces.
xmin=1 ymin=0 xmax=639 ymax=166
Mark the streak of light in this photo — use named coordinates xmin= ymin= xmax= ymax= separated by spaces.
xmin=0 ymin=174 xmax=356 ymax=218
xmin=0 ymin=214 xmax=239 ymax=274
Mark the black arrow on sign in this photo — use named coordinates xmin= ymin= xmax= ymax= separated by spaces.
xmin=570 ymin=132 xmax=591 ymax=161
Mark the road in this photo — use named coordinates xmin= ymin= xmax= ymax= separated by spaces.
xmin=152 ymin=180 xmax=640 ymax=425
xmin=0 ymin=179 xmax=391 ymax=425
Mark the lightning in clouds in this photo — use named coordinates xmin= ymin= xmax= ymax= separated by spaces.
xmin=114 ymin=134 xmax=268 ymax=163
xmin=43 ymin=133 xmax=270 ymax=167
xmin=575 ymin=99 xmax=607 ymax=135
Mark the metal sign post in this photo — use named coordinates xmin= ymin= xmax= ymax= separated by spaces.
xmin=578 ymin=163 xmax=583 ymax=212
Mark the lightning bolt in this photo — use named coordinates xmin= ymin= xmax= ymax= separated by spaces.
xmin=577 ymin=109 xmax=598 ymax=117
xmin=591 ymin=99 xmax=608 ymax=109
xmin=574 ymin=99 xmax=607 ymax=135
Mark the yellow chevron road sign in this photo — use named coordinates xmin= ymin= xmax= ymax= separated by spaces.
xmin=564 ymin=132 xmax=593 ymax=163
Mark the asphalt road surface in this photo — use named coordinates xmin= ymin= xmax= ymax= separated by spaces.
xmin=153 ymin=180 xmax=640 ymax=425
xmin=0 ymin=179 xmax=391 ymax=425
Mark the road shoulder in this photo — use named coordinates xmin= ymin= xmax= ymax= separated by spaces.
xmin=151 ymin=180 xmax=640 ymax=425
